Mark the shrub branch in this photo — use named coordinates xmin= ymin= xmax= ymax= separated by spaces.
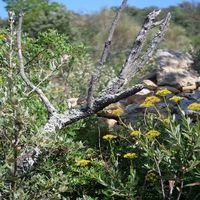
xmin=86 ymin=0 xmax=128 ymax=109
xmin=17 ymin=13 xmax=56 ymax=116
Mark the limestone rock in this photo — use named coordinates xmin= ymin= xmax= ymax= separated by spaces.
xmin=182 ymin=84 xmax=197 ymax=93
xmin=196 ymin=77 xmax=200 ymax=87
xmin=125 ymin=88 xmax=153 ymax=105
xmin=156 ymin=49 xmax=199 ymax=89
xmin=180 ymin=89 xmax=200 ymax=101
xmin=142 ymin=79 xmax=158 ymax=90
xmin=66 ymin=98 xmax=78 ymax=108
xmin=104 ymin=119 xmax=118 ymax=129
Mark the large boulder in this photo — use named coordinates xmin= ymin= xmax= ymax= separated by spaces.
xmin=156 ymin=49 xmax=199 ymax=89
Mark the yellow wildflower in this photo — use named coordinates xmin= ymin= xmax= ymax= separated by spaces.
xmin=111 ymin=108 xmax=124 ymax=116
xmin=130 ymin=130 xmax=141 ymax=137
xmin=156 ymin=89 xmax=172 ymax=97
xmin=145 ymin=96 xmax=161 ymax=104
xmin=169 ymin=96 xmax=183 ymax=103
xmin=163 ymin=118 xmax=170 ymax=125
xmin=76 ymin=159 xmax=91 ymax=166
xmin=103 ymin=134 xmax=117 ymax=141
xmin=123 ymin=152 xmax=138 ymax=159
xmin=140 ymin=101 xmax=154 ymax=108
xmin=140 ymin=96 xmax=160 ymax=108
xmin=145 ymin=130 xmax=160 ymax=139
xmin=145 ymin=171 xmax=158 ymax=182
xmin=188 ymin=103 xmax=200 ymax=111
xmin=0 ymin=34 xmax=4 ymax=40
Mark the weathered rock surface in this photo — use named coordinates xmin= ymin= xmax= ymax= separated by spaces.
xmin=125 ymin=88 xmax=153 ymax=105
xmin=182 ymin=84 xmax=197 ymax=92
xmin=156 ymin=49 xmax=199 ymax=89
xmin=142 ymin=79 xmax=158 ymax=90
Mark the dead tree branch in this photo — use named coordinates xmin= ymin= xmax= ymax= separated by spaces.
xmin=41 ymin=8 xmax=170 ymax=134
xmin=86 ymin=0 xmax=128 ymax=109
xmin=16 ymin=4 xmax=171 ymax=135
xmin=127 ymin=12 xmax=171 ymax=82
xmin=99 ymin=10 xmax=161 ymax=96
xmin=43 ymin=84 xmax=144 ymax=133
xmin=17 ymin=13 xmax=56 ymax=116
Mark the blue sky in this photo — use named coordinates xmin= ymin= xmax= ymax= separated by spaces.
xmin=0 ymin=0 xmax=199 ymax=19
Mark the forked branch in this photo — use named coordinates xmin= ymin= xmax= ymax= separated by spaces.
xmin=127 ymin=12 xmax=171 ymax=82
xmin=100 ymin=9 xmax=162 ymax=96
xmin=17 ymin=13 xmax=56 ymax=116
xmin=16 ymin=2 xmax=171 ymax=134
xmin=42 ymin=7 xmax=170 ymax=134
xmin=43 ymin=84 xmax=144 ymax=133
xmin=86 ymin=0 xmax=128 ymax=109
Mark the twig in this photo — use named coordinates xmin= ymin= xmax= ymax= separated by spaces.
xmin=126 ymin=12 xmax=171 ymax=82
xmin=86 ymin=0 xmax=128 ymax=109
xmin=17 ymin=12 xmax=56 ymax=116
xmin=101 ymin=10 xmax=161 ymax=95
xmin=12 ymin=117 xmax=19 ymax=193
xmin=24 ymin=49 xmax=46 ymax=67
xmin=177 ymin=180 xmax=184 ymax=200
xmin=154 ymin=156 xmax=166 ymax=199
xmin=26 ymin=59 xmax=66 ymax=96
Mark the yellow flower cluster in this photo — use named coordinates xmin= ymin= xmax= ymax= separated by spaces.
xmin=130 ymin=130 xmax=141 ymax=137
xmin=0 ymin=34 xmax=4 ymax=40
xmin=76 ymin=159 xmax=91 ymax=166
xmin=123 ymin=152 xmax=138 ymax=159
xmin=103 ymin=134 xmax=117 ymax=141
xmin=145 ymin=130 xmax=160 ymax=139
xmin=111 ymin=108 xmax=124 ymax=116
xmin=169 ymin=96 xmax=183 ymax=103
xmin=145 ymin=172 xmax=158 ymax=182
xmin=188 ymin=103 xmax=200 ymax=111
xmin=156 ymin=89 xmax=171 ymax=97
xmin=140 ymin=96 xmax=160 ymax=108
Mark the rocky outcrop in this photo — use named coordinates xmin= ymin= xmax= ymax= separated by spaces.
xmin=156 ymin=49 xmax=199 ymax=89
xmin=101 ymin=49 xmax=200 ymax=127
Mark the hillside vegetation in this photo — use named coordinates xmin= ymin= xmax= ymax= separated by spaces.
xmin=0 ymin=0 xmax=200 ymax=199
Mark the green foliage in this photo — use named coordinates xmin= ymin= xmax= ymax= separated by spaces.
xmin=169 ymin=2 xmax=200 ymax=36
xmin=1 ymin=1 xmax=200 ymax=199
xmin=0 ymin=19 xmax=94 ymax=199
xmin=192 ymin=48 xmax=200 ymax=73
xmin=79 ymin=97 xmax=200 ymax=199
xmin=3 ymin=0 xmax=72 ymax=37
xmin=159 ymin=23 xmax=192 ymax=51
